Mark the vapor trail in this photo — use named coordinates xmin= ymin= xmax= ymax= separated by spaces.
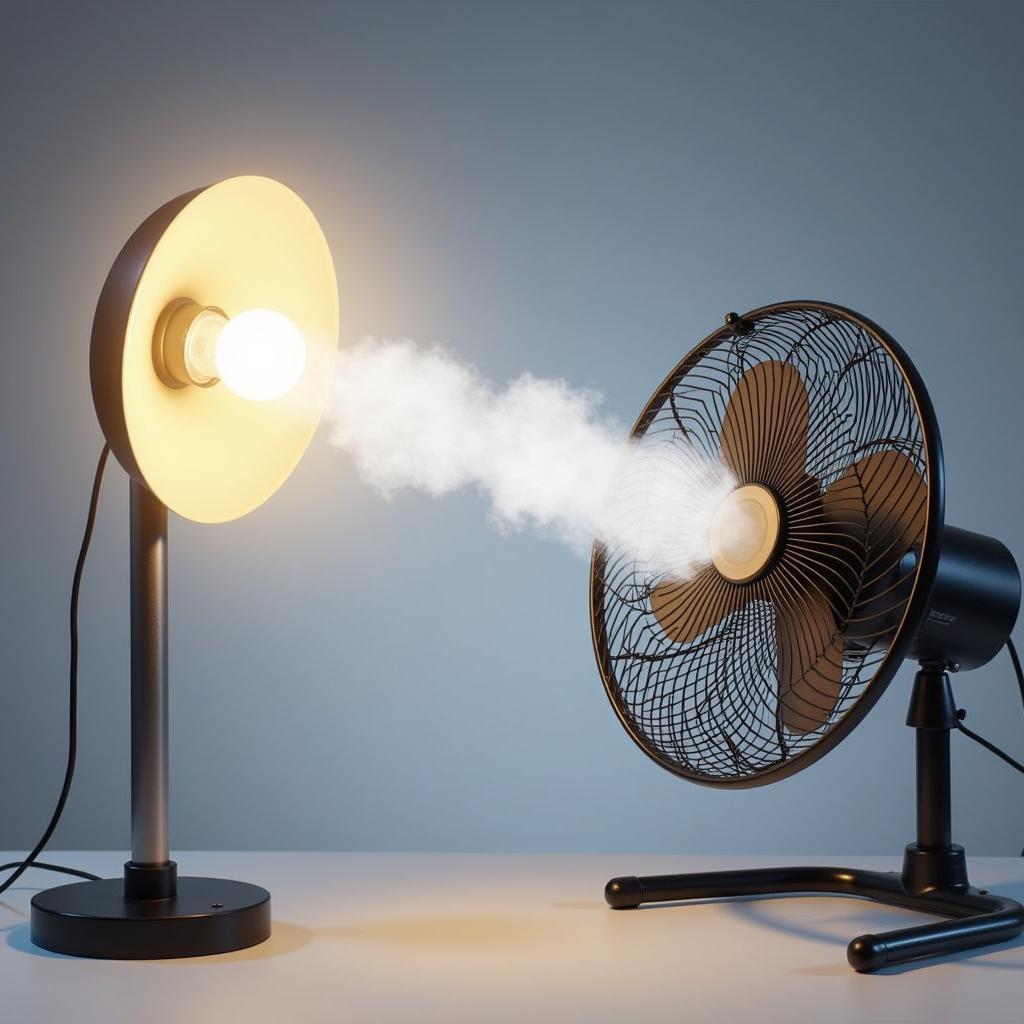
xmin=327 ymin=338 xmax=735 ymax=581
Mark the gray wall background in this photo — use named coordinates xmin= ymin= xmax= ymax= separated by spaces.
xmin=2 ymin=0 xmax=1023 ymax=857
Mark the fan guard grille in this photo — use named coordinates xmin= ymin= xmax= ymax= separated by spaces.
xmin=591 ymin=302 xmax=938 ymax=786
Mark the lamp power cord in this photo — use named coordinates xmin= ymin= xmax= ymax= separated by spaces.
xmin=0 ymin=443 xmax=110 ymax=897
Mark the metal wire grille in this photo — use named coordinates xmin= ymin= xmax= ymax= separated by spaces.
xmin=591 ymin=304 xmax=931 ymax=785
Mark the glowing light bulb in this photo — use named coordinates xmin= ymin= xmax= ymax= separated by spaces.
xmin=214 ymin=309 xmax=306 ymax=402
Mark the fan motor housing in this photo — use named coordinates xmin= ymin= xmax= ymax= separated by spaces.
xmin=911 ymin=525 xmax=1020 ymax=671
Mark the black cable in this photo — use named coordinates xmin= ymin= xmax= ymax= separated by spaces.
xmin=956 ymin=720 xmax=1024 ymax=776
xmin=0 ymin=443 xmax=109 ymax=897
xmin=0 ymin=861 xmax=99 ymax=883
xmin=954 ymin=641 xmax=1024 ymax=776
xmin=950 ymin=640 xmax=1024 ymax=855
xmin=1008 ymin=637 xmax=1024 ymax=714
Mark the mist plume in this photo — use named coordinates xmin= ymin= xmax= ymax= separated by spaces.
xmin=327 ymin=338 xmax=735 ymax=581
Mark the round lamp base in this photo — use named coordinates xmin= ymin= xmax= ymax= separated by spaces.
xmin=30 ymin=877 xmax=271 ymax=959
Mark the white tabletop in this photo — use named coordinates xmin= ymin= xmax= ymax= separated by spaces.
xmin=2 ymin=852 xmax=1023 ymax=1023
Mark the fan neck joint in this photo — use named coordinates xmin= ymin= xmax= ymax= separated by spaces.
xmin=906 ymin=665 xmax=957 ymax=731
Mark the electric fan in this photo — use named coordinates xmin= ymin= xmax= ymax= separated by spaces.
xmin=591 ymin=301 xmax=1023 ymax=972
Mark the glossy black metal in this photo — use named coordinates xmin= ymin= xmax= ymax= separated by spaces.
xmin=604 ymin=662 xmax=1024 ymax=971
xmin=901 ymin=665 xmax=968 ymax=894
xmin=31 ymin=877 xmax=270 ymax=959
xmin=123 ymin=859 xmax=178 ymax=900
xmin=907 ymin=666 xmax=956 ymax=854
xmin=605 ymin=867 xmax=1023 ymax=972
xmin=914 ymin=729 xmax=952 ymax=847
xmin=723 ymin=310 xmax=754 ymax=336
xmin=911 ymin=525 xmax=1021 ymax=670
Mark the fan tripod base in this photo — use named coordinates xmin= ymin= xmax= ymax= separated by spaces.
xmin=604 ymin=665 xmax=1024 ymax=971
xmin=605 ymin=847 xmax=1024 ymax=972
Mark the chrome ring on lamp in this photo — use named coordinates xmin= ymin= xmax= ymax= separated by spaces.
xmin=153 ymin=299 xmax=227 ymax=389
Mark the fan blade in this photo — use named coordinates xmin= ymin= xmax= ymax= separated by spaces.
xmin=719 ymin=360 xmax=810 ymax=485
xmin=823 ymin=450 xmax=927 ymax=566
xmin=776 ymin=587 xmax=844 ymax=734
xmin=650 ymin=566 xmax=748 ymax=644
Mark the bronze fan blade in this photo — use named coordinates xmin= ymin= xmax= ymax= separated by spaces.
xmin=823 ymin=450 xmax=927 ymax=566
xmin=776 ymin=587 xmax=844 ymax=734
xmin=650 ymin=566 xmax=749 ymax=644
xmin=719 ymin=360 xmax=810 ymax=485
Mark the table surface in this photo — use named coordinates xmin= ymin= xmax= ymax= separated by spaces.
xmin=3 ymin=852 xmax=1024 ymax=1023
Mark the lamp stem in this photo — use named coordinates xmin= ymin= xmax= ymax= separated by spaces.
xmin=129 ymin=481 xmax=171 ymax=872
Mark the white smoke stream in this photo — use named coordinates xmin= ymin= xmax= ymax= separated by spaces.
xmin=327 ymin=338 xmax=736 ymax=582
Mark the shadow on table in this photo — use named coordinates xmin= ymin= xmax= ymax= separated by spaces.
xmin=0 ymin=895 xmax=29 ymax=927
xmin=6 ymin=907 xmax=577 ymax=961
xmin=5 ymin=917 xmax=314 ymax=963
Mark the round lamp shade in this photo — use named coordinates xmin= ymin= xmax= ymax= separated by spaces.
xmin=90 ymin=176 xmax=339 ymax=523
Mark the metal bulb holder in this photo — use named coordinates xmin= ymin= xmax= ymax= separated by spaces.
xmin=30 ymin=176 xmax=339 ymax=959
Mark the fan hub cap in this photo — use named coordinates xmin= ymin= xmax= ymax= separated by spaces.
xmin=711 ymin=484 xmax=781 ymax=583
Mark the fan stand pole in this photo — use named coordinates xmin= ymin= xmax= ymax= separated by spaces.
xmin=901 ymin=661 xmax=966 ymax=892
xmin=604 ymin=662 xmax=1024 ymax=973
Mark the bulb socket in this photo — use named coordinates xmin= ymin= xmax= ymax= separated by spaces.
xmin=154 ymin=299 xmax=228 ymax=389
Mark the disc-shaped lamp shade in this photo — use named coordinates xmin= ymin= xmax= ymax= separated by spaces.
xmin=90 ymin=175 xmax=339 ymax=522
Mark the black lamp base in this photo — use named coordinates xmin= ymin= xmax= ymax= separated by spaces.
xmin=30 ymin=876 xmax=271 ymax=959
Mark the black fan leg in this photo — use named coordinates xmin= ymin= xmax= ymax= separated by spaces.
xmin=604 ymin=865 xmax=1024 ymax=972
xmin=846 ymin=904 xmax=1024 ymax=972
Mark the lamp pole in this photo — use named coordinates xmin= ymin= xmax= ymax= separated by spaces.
xmin=31 ymin=476 xmax=269 ymax=954
xmin=126 ymin=480 xmax=176 ymax=898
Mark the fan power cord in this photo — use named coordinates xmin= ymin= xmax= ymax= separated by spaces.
xmin=1008 ymin=637 xmax=1024 ymax=714
xmin=0 ymin=443 xmax=110 ymax=897
xmin=956 ymin=718 xmax=1024 ymax=776
xmin=951 ymin=639 xmax=1024 ymax=855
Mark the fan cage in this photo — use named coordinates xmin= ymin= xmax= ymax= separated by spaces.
xmin=591 ymin=301 xmax=943 ymax=787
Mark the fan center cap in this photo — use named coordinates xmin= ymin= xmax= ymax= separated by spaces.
xmin=711 ymin=484 xmax=781 ymax=583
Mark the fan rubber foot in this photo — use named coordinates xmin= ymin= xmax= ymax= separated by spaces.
xmin=605 ymin=876 xmax=643 ymax=909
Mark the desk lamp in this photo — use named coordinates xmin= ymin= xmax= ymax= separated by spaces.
xmin=592 ymin=301 xmax=1023 ymax=972
xmin=30 ymin=176 xmax=338 ymax=958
